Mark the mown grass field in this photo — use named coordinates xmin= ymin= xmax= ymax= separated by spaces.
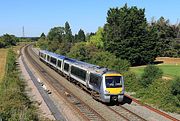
xmin=130 ymin=64 xmax=180 ymax=78
xmin=0 ymin=49 xmax=8 ymax=81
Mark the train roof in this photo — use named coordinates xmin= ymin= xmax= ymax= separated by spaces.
xmin=64 ymin=57 xmax=76 ymax=63
xmin=72 ymin=60 xmax=108 ymax=75
xmin=40 ymin=50 xmax=109 ymax=75
xmin=40 ymin=50 xmax=66 ymax=60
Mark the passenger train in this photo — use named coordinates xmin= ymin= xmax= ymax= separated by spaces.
xmin=39 ymin=50 xmax=124 ymax=103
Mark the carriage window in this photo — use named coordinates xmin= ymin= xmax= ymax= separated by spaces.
xmin=40 ymin=53 xmax=46 ymax=59
xmin=71 ymin=66 xmax=86 ymax=81
xmin=57 ymin=60 xmax=62 ymax=68
xmin=89 ymin=73 xmax=101 ymax=89
xmin=64 ymin=63 xmax=69 ymax=72
xmin=47 ymin=55 xmax=50 ymax=61
xmin=43 ymin=54 xmax=46 ymax=59
xmin=50 ymin=57 xmax=57 ymax=65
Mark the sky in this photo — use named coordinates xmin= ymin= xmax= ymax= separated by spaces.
xmin=0 ymin=0 xmax=179 ymax=37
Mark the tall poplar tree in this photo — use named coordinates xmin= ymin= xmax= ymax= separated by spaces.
xmin=64 ymin=21 xmax=73 ymax=42
xmin=76 ymin=29 xmax=86 ymax=42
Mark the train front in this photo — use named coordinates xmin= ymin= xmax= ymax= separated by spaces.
xmin=101 ymin=73 xmax=124 ymax=103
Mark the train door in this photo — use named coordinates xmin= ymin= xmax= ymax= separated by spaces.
xmin=86 ymin=71 xmax=90 ymax=88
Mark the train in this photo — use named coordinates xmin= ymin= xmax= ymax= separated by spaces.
xmin=39 ymin=50 xmax=125 ymax=103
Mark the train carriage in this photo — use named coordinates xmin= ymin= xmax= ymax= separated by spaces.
xmin=39 ymin=50 xmax=124 ymax=103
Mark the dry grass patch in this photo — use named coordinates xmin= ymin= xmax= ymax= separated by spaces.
xmin=156 ymin=57 xmax=180 ymax=64
xmin=0 ymin=49 xmax=8 ymax=81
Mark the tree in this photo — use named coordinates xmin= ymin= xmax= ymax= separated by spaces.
xmin=76 ymin=29 xmax=85 ymax=42
xmin=171 ymin=77 xmax=180 ymax=96
xmin=86 ymin=32 xmax=95 ymax=41
xmin=47 ymin=27 xmax=65 ymax=52
xmin=67 ymin=42 xmax=130 ymax=72
xmin=0 ymin=34 xmax=18 ymax=48
xmin=88 ymin=27 xmax=104 ymax=49
xmin=149 ymin=17 xmax=178 ymax=57
xmin=36 ymin=34 xmax=48 ymax=50
xmin=140 ymin=65 xmax=163 ymax=88
xmin=40 ymin=33 xmax=46 ymax=38
xmin=103 ymin=4 xmax=157 ymax=66
xmin=47 ymin=27 xmax=65 ymax=42
xmin=64 ymin=21 xmax=73 ymax=42
xmin=67 ymin=42 xmax=99 ymax=61
xmin=90 ymin=51 xmax=130 ymax=72
xmin=0 ymin=37 xmax=5 ymax=48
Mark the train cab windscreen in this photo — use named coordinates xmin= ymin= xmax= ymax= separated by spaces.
xmin=105 ymin=76 xmax=122 ymax=88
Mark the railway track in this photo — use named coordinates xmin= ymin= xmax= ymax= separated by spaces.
xmin=108 ymin=105 xmax=146 ymax=121
xmin=23 ymin=44 xmax=148 ymax=121
xmin=23 ymin=45 xmax=106 ymax=121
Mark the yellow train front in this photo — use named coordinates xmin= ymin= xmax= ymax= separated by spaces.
xmin=101 ymin=72 xmax=124 ymax=103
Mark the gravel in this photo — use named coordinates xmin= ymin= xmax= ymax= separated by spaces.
xmin=18 ymin=56 xmax=55 ymax=120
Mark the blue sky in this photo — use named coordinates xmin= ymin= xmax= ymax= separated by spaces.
xmin=0 ymin=0 xmax=179 ymax=37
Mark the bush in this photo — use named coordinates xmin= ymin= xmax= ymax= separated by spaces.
xmin=171 ymin=77 xmax=180 ymax=96
xmin=136 ymin=79 xmax=180 ymax=113
xmin=67 ymin=42 xmax=130 ymax=73
xmin=123 ymin=71 xmax=142 ymax=92
xmin=140 ymin=65 xmax=163 ymax=88
xmin=67 ymin=42 xmax=99 ymax=62
xmin=90 ymin=51 xmax=130 ymax=73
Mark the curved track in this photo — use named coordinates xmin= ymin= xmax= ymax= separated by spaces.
xmin=23 ymin=44 xmax=148 ymax=121
xmin=24 ymin=45 xmax=106 ymax=121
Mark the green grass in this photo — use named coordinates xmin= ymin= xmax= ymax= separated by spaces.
xmin=130 ymin=64 xmax=180 ymax=78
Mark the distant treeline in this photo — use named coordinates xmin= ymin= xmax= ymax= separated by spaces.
xmin=0 ymin=34 xmax=40 ymax=48
xmin=37 ymin=4 xmax=180 ymax=66
xmin=0 ymin=34 xmax=19 ymax=48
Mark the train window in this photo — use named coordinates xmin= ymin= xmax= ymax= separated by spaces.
xmin=105 ymin=76 xmax=122 ymax=88
xmin=47 ymin=55 xmax=50 ymax=61
xmin=41 ymin=53 xmax=46 ymax=59
xmin=89 ymin=73 xmax=101 ymax=89
xmin=43 ymin=54 xmax=46 ymax=59
xmin=50 ymin=57 xmax=57 ymax=65
xmin=57 ymin=60 xmax=62 ymax=68
xmin=64 ymin=63 xmax=69 ymax=72
xmin=71 ymin=66 xmax=86 ymax=81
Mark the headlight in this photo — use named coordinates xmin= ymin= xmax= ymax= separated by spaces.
xmin=105 ymin=90 xmax=110 ymax=94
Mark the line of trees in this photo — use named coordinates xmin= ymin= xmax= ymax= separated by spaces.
xmin=36 ymin=21 xmax=86 ymax=55
xmin=37 ymin=4 xmax=180 ymax=66
xmin=103 ymin=4 xmax=180 ymax=65
xmin=0 ymin=34 xmax=19 ymax=48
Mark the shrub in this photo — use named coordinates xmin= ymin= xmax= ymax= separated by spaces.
xmin=171 ymin=77 xmax=180 ymax=96
xmin=67 ymin=42 xmax=99 ymax=62
xmin=90 ymin=51 xmax=130 ymax=72
xmin=140 ymin=65 xmax=163 ymax=88
xmin=123 ymin=71 xmax=142 ymax=92
xmin=67 ymin=42 xmax=130 ymax=73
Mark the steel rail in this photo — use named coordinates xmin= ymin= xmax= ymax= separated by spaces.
xmin=24 ymin=44 xmax=107 ymax=121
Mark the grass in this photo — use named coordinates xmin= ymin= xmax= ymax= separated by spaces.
xmin=0 ymin=49 xmax=8 ymax=81
xmin=0 ymin=43 xmax=25 ymax=82
xmin=129 ymin=64 xmax=180 ymax=113
xmin=130 ymin=64 xmax=180 ymax=78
